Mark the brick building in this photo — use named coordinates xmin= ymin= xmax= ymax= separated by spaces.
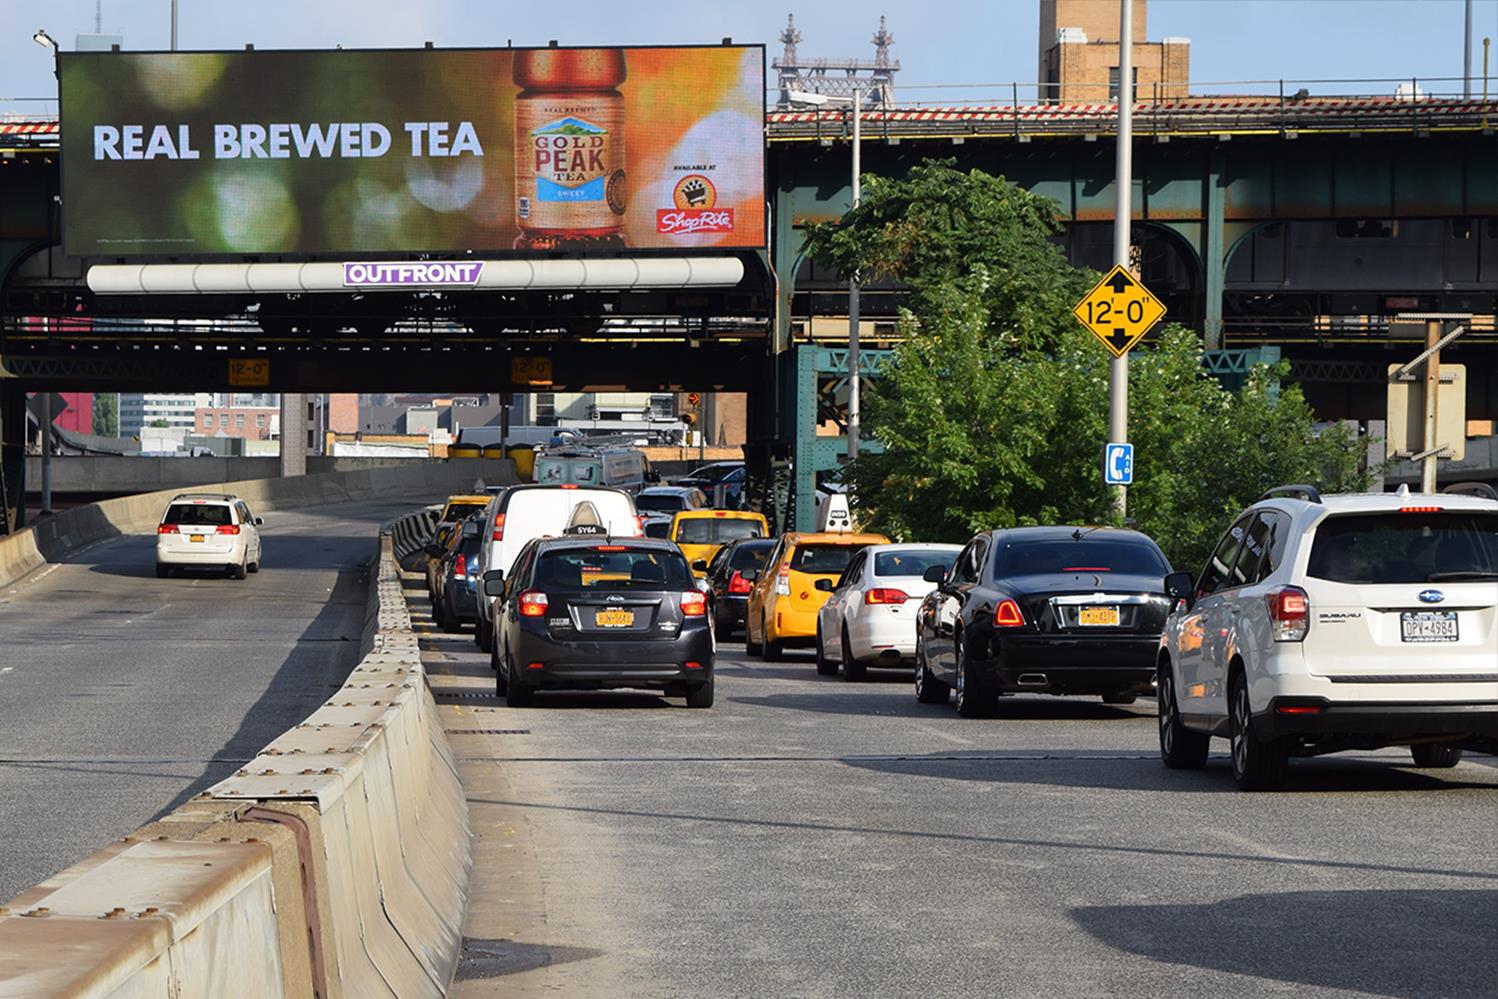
xmin=194 ymin=406 xmax=279 ymax=441
xmin=1039 ymin=0 xmax=1189 ymax=102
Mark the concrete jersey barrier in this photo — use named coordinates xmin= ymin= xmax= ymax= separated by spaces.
xmin=0 ymin=527 xmax=472 ymax=997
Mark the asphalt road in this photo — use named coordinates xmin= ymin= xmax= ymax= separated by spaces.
xmin=426 ymin=616 xmax=1498 ymax=998
xmin=0 ymin=498 xmax=423 ymax=901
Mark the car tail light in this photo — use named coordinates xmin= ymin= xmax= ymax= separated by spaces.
xmin=592 ymin=545 xmax=628 ymax=552
xmin=634 ymin=515 xmax=647 ymax=536
xmin=560 ymin=484 xmax=577 ymax=489
xmin=453 ymin=554 xmax=467 ymax=577
xmin=527 ymin=661 xmax=545 ymax=669
xmin=216 ymin=524 xmax=240 ymax=535
xmin=1276 ymin=704 xmax=1325 ymax=715
xmin=727 ymin=571 xmax=752 ymax=595
xmin=775 ymin=562 xmax=791 ymax=596
xmin=684 ymin=660 xmax=703 ymax=670
xmin=518 ymin=590 xmax=548 ymax=617
xmin=491 ymin=513 xmax=506 ymax=542
xmin=681 ymin=591 xmax=707 ymax=616
xmin=1399 ymin=506 xmax=1443 ymax=513
xmin=865 ymin=588 xmax=910 ymax=605
xmin=993 ymin=598 xmax=1026 ymax=628
xmin=1266 ymin=585 xmax=1309 ymax=642
xmin=157 ymin=524 xmax=177 ymax=534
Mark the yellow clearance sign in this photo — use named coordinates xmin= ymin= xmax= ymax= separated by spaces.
xmin=1072 ymin=265 xmax=1167 ymax=358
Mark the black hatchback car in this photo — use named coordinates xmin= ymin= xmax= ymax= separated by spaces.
xmin=915 ymin=527 xmax=1172 ymax=716
xmin=702 ymin=537 xmax=776 ymax=640
xmin=483 ymin=536 xmax=714 ymax=708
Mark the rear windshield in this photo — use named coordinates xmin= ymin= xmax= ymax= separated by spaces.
xmin=442 ymin=502 xmax=487 ymax=523
xmin=534 ymin=548 xmax=693 ymax=590
xmin=687 ymin=464 xmax=741 ymax=483
xmin=636 ymin=494 xmax=686 ymax=513
xmin=163 ymin=503 xmax=233 ymax=526
xmin=643 ymin=520 xmax=672 ymax=538
xmin=789 ymin=543 xmax=866 ymax=575
xmin=675 ymin=518 xmax=765 ymax=544
xmin=1307 ymin=512 xmax=1498 ymax=584
xmin=875 ymin=549 xmax=959 ymax=579
xmin=992 ymin=539 xmax=1168 ymax=577
xmin=729 ymin=542 xmax=775 ymax=570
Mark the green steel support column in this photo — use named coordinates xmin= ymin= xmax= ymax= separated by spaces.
xmin=771 ymin=184 xmax=802 ymax=357
xmin=0 ymin=385 xmax=26 ymax=534
xmin=1203 ymin=145 xmax=1227 ymax=349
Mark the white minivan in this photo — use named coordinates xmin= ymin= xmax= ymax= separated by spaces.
xmin=473 ymin=484 xmax=643 ymax=652
xmin=533 ymin=445 xmax=649 ymax=494
xmin=156 ymin=493 xmax=263 ymax=580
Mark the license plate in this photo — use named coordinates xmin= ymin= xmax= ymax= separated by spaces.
xmin=1401 ymin=610 xmax=1458 ymax=643
xmin=595 ymin=609 xmax=635 ymax=628
xmin=189 ymin=535 xmax=205 ymax=543
xmin=1078 ymin=606 xmax=1120 ymax=626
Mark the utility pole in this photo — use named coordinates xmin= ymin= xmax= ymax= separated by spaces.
xmin=1109 ymin=0 xmax=1134 ymax=518
xmin=846 ymin=83 xmax=862 ymax=461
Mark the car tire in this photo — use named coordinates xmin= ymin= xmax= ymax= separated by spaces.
xmin=713 ymin=613 xmax=734 ymax=644
xmin=764 ymin=637 xmax=784 ymax=662
xmin=1410 ymin=743 xmax=1463 ymax=768
xmin=954 ymin=639 xmax=996 ymax=718
xmin=1157 ymin=666 xmax=1209 ymax=770
xmin=156 ymin=564 xmax=170 ymax=579
xmin=1230 ymin=673 xmax=1289 ymax=791
xmin=230 ymin=559 xmax=248 ymax=581
xmin=248 ymin=558 xmax=260 ymax=574
xmin=685 ymin=675 xmax=715 ymax=709
xmin=492 ymin=645 xmax=509 ymax=694
xmin=914 ymin=638 xmax=950 ymax=704
xmin=814 ymin=624 xmax=838 ymax=676
xmin=504 ymin=657 xmax=533 ymax=708
xmin=841 ymin=627 xmax=867 ymax=682
xmin=744 ymin=616 xmax=763 ymax=656
xmin=440 ymin=595 xmax=462 ymax=634
xmin=478 ymin=616 xmax=494 ymax=653
xmin=1102 ymin=692 xmax=1137 ymax=705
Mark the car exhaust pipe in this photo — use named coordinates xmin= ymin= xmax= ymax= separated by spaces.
xmin=1017 ymin=673 xmax=1048 ymax=686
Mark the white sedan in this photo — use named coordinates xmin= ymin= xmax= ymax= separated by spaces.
xmin=814 ymin=543 xmax=962 ymax=681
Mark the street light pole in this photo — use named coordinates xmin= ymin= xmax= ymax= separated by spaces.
xmin=171 ymin=0 xmax=179 ymax=51
xmin=847 ymin=84 xmax=862 ymax=462
xmin=1464 ymin=0 xmax=1473 ymax=98
xmin=1109 ymin=0 xmax=1134 ymax=519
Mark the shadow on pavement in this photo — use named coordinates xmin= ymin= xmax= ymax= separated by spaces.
xmin=455 ymin=936 xmax=604 ymax=980
xmin=730 ymin=691 xmax=1147 ymax=722
xmin=1072 ymin=889 xmax=1498 ymax=999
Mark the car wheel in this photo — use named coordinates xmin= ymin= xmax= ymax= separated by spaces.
xmin=914 ymin=637 xmax=950 ymax=704
xmin=713 ymin=612 xmax=734 ymax=644
xmin=1157 ymin=666 xmax=1209 ymax=770
xmin=478 ymin=616 xmax=494 ymax=653
xmin=248 ymin=558 xmax=260 ymax=574
xmin=1410 ymin=743 xmax=1463 ymax=768
xmin=504 ymin=656 xmax=533 ymax=708
xmin=814 ymin=624 xmax=838 ymax=676
xmin=685 ymin=675 xmax=715 ymax=709
xmin=1102 ymin=692 xmax=1137 ymax=705
xmin=763 ymin=636 xmax=784 ymax=662
xmin=440 ymin=595 xmax=463 ymax=634
xmin=841 ymin=627 xmax=867 ymax=682
xmin=156 ymin=564 xmax=170 ymax=579
xmin=1229 ymin=673 xmax=1289 ymax=790
xmin=492 ymin=645 xmax=509 ymax=695
xmin=744 ymin=614 xmax=763 ymax=656
xmin=431 ymin=595 xmax=447 ymax=628
xmin=953 ymin=639 xmax=996 ymax=718
xmin=230 ymin=559 xmax=248 ymax=581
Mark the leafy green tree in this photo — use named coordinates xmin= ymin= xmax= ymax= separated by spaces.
xmin=92 ymin=393 xmax=119 ymax=437
xmin=814 ymin=163 xmax=1368 ymax=571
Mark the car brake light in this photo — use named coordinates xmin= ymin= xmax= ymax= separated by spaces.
xmin=775 ymin=562 xmax=791 ymax=596
xmin=634 ymin=515 xmax=647 ymax=536
xmin=684 ymin=660 xmax=703 ymax=669
xmin=994 ymin=598 xmax=1026 ymax=627
xmin=1399 ymin=506 xmax=1443 ymax=513
xmin=492 ymin=513 xmax=505 ymax=541
xmin=453 ymin=554 xmax=466 ymax=576
xmin=727 ymin=571 xmax=752 ymax=595
xmin=216 ymin=524 xmax=240 ymax=535
xmin=518 ymin=590 xmax=548 ymax=617
xmin=592 ymin=545 xmax=628 ymax=552
xmin=158 ymin=524 xmax=177 ymax=534
xmin=560 ymin=484 xmax=578 ymax=489
xmin=714 ymin=511 xmax=726 ymax=517
xmin=1266 ymin=585 xmax=1309 ymax=642
xmin=1276 ymin=704 xmax=1324 ymax=714
xmin=681 ymin=591 xmax=707 ymax=616
xmin=865 ymin=588 xmax=910 ymax=605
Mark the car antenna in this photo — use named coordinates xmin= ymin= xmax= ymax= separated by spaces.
xmin=1072 ymin=526 xmax=1104 ymax=541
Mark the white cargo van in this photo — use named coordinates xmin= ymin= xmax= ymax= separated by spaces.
xmin=533 ymin=445 xmax=649 ymax=494
xmin=472 ymin=484 xmax=643 ymax=652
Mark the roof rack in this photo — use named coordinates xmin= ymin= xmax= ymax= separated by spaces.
xmin=1441 ymin=481 xmax=1498 ymax=501
xmin=1258 ymin=485 xmax=1322 ymax=504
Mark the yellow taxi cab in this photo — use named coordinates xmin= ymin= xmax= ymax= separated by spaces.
xmin=439 ymin=494 xmax=491 ymax=526
xmin=745 ymin=531 xmax=889 ymax=661
xmin=671 ymin=510 xmax=770 ymax=577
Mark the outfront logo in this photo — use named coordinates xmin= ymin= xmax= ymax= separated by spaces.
xmin=1418 ymin=589 xmax=1445 ymax=604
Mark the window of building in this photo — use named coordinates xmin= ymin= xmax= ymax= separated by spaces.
xmin=235 ymin=414 xmax=246 ymax=428
xmin=219 ymin=414 xmax=229 ymax=428
xmin=256 ymin=414 xmax=267 ymax=428
xmin=1108 ymin=66 xmax=1139 ymax=101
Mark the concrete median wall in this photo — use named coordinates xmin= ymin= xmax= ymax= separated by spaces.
xmin=0 ymin=508 xmax=477 ymax=996
xmin=0 ymin=458 xmax=517 ymax=591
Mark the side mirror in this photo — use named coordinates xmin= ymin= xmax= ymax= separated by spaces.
xmin=482 ymin=569 xmax=505 ymax=597
xmin=922 ymin=565 xmax=948 ymax=584
xmin=254 ymin=517 xmax=264 ymax=526
xmin=1164 ymin=571 xmax=1195 ymax=610
xmin=813 ymin=578 xmax=834 ymax=592
xmin=741 ymin=568 xmax=759 ymax=583
xmin=692 ymin=559 xmax=709 ymax=573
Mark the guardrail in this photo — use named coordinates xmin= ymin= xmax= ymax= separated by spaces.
xmin=0 ymin=513 xmax=470 ymax=997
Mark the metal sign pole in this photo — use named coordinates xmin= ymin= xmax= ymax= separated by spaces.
xmin=1109 ymin=0 xmax=1134 ymax=518
xmin=1422 ymin=319 xmax=1441 ymax=493
xmin=847 ymin=83 xmax=862 ymax=462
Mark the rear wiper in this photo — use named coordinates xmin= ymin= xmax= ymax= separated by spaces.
xmin=1426 ymin=571 xmax=1498 ymax=582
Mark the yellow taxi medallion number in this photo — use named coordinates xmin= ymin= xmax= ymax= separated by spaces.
xmin=1072 ymin=265 xmax=1167 ymax=358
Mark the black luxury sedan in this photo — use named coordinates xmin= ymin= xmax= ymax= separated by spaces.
xmin=914 ymin=526 xmax=1173 ymax=717
xmin=702 ymin=537 xmax=776 ymax=641
xmin=483 ymin=536 xmax=714 ymax=708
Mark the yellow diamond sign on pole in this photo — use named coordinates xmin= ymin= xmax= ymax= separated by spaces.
xmin=1072 ymin=265 xmax=1167 ymax=358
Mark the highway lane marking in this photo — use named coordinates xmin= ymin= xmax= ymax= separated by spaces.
xmin=1207 ymin=828 xmax=1301 ymax=861
xmin=915 ymin=722 xmax=973 ymax=746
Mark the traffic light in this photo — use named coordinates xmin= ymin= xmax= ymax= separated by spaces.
xmin=681 ymin=412 xmax=697 ymax=427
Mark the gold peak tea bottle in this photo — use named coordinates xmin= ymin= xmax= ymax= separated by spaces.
xmin=513 ymin=48 xmax=627 ymax=251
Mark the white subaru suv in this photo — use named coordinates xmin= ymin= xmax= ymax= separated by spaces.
xmin=1157 ymin=483 xmax=1498 ymax=790
xmin=156 ymin=493 xmax=263 ymax=580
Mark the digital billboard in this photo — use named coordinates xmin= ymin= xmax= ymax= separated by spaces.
xmin=58 ymin=45 xmax=765 ymax=258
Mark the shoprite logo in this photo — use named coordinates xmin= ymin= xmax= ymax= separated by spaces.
xmin=656 ymin=209 xmax=734 ymax=235
xmin=343 ymin=261 xmax=485 ymax=287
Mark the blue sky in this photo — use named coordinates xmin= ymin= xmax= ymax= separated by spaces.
xmin=3 ymin=0 xmax=1495 ymax=108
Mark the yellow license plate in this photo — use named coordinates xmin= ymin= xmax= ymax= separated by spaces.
xmin=189 ymin=535 xmax=205 ymax=543
xmin=1078 ymin=606 xmax=1120 ymax=626
xmin=595 ymin=609 xmax=635 ymax=628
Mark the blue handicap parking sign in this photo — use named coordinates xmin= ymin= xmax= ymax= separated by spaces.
xmin=1104 ymin=443 xmax=1134 ymax=486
